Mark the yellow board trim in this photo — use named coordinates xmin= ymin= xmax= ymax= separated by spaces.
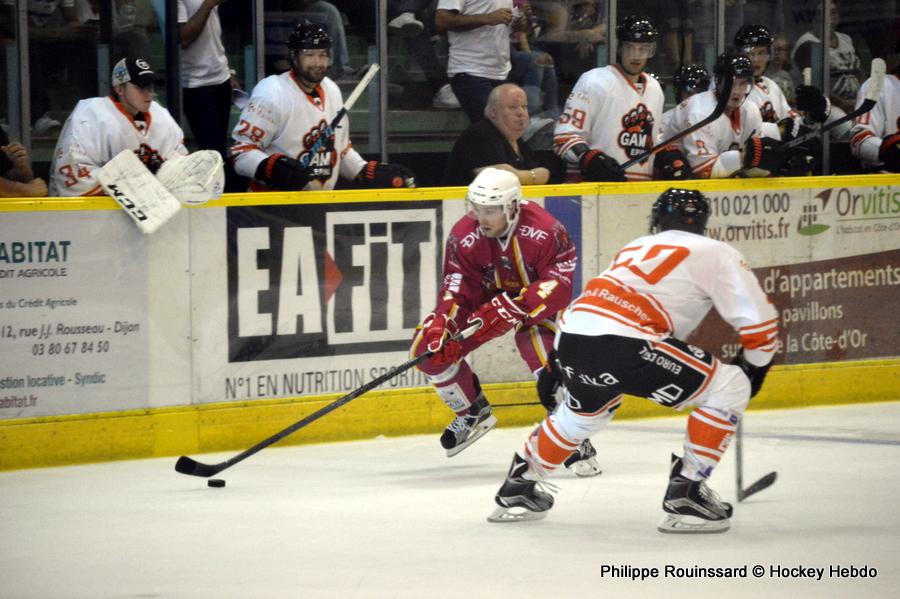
xmin=1 ymin=358 xmax=897 ymax=471
xmin=4 ymin=173 xmax=898 ymax=213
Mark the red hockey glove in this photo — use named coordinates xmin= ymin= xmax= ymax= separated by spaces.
xmin=422 ymin=312 xmax=460 ymax=365
xmin=743 ymin=136 xmax=790 ymax=174
xmin=360 ymin=161 xmax=416 ymax=188
xmin=467 ymin=293 xmax=528 ymax=345
xmin=879 ymin=133 xmax=900 ymax=172
xmin=579 ymin=149 xmax=626 ymax=182
xmin=732 ymin=350 xmax=773 ymax=398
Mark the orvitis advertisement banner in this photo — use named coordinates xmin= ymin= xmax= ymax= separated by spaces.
xmin=683 ymin=184 xmax=900 ymax=365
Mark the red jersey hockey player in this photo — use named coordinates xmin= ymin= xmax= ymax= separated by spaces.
xmin=553 ymin=15 xmax=688 ymax=182
xmin=230 ymin=24 xmax=414 ymax=191
xmin=489 ymin=188 xmax=779 ymax=533
xmin=410 ymin=168 xmax=599 ymax=475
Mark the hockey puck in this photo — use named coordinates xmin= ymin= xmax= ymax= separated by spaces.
xmin=207 ymin=479 xmax=226 ymax=488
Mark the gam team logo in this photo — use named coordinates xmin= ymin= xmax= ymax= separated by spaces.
xmin=618 ymin=104 xmax=654 ymax=159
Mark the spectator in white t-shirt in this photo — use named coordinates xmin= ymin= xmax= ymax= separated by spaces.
xmin=178 ymin=0 xmax=235 ymax=183
xmin=436 ymin=0 xmax=525 ymax=122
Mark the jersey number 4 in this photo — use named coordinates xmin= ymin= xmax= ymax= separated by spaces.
xmin=610 ymin=244 xmax=690 ymax=284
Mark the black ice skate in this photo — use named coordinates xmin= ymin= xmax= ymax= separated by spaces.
xmin=658 ymin=454 xmax=733 ymax=534
xmin=563 ymin=439 xmax=602 ymax=477
xmin=488 ymin=453 xmax=557 ymax=523
xmin=440 ymin=395 xmax=497 ymax=457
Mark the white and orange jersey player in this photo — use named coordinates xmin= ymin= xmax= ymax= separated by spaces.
xmin=49 ymin=57 xmax=187 ymax=197
xmin=231 ymin=24 xmax=414 ymax=192
xmin=489 ymin=188 xmax=778 ymax=534
xmin=734 ymin=24 xmax=799 ymax=139
xmin=670 ymin=52 xmax=793 ymax=179
xmin=553 ymin=15 xmax=666 ymax=182
xmin=850 ymin=54 xmax=900 ymax=172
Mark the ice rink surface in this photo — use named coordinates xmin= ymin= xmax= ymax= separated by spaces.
xmin=2 ymin=401 xmax=899 ymax=599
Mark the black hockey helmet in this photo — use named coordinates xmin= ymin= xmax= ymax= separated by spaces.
xmin=288 ymin=23 xmax=332 ymax=55
xmin=650 ymin=188 xmax=710 ymax=234
xmin=714 ymin=51 xmax=753 ymax=89
xmin=733 ymin=24 xmax=774 ymax=53
xmin=617 ymin=15 xmax=658 ymax=44
xmin=672 ymin=63 xmax=711 ymax=98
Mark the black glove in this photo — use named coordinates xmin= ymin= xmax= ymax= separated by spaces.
xmin=579 ymin=149 xmax=626 ymax=182
xmin=879 ymin=132 xmax=900 ymax=172
xmin=776 ymin=117 xmax=801 ymax=142
xmin=795 ymin=84 xmax=830 ymax=124
xmin=743 ymin=136 xmax=790 ymax=174
xmin=732 ymin=350 xmax=772 ymax=398
xmin=654 ymin=146 xmax=691 ymax=180
xmin=536 ymin=351 xmax=562 ymax=412
xmin=359 ymin=161 xmax=415 ymax=188
xmin=254 ymin=154 xmax=313 ymax=190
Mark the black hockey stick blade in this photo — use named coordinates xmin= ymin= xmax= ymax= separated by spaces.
xmin=737 ymin=471 xmax=778 ymax=502
xmin=620 ymin=72 xmax=734 ymax=171
xmin=786 ymin=58 xmax=885 ymax=149
xmin=174 ymin=321 xmax=480 ymax=478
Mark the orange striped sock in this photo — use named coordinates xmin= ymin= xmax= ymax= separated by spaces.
xmin=523 ymin=415 xmax=580 ymax=476
xmin=684 ymin=408 xmax=738 ymax=478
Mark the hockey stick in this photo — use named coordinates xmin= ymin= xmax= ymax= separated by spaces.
xmin=299 ymin=63 xmax=380 ymax=168
xmin=735 ymin=419 xmax=778 ymax=502
xmin=619 ymin=73 xmax=734 ymax=170
xmin=786 ymin=58 xmax=886 ymax=150
xmin=175 ymin=322 xmax=480 ymax=478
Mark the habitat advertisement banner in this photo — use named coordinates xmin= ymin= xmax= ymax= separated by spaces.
xmin=0 ymin=212 xmax=150 ymax=419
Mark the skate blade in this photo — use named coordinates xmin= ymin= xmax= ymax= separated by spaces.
xmin=569 ymin=457 xmax=602 ymax=478
xmin=487 ymin=505 xmax=547 ymax=523
xmin=657 ymin=513 xmax=730 ymax=534
xmin=445 ymin=415 xmax=497 ymax=457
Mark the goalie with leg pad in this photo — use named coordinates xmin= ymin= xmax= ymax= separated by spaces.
xmin=489 ymin=188 xmax=779 ymax=532
xmin=410 ymin=168 xmax=578 ymax=457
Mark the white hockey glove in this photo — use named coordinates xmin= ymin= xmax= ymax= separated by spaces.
xmin=156 ymin=150 xmax=225 ymax=205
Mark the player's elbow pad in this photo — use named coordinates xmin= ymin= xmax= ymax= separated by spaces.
xmin=254 ymin=154 xmax=312 ymax=190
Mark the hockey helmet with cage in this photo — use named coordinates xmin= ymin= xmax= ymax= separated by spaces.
xmin=672 ymin=63 xmax=711 ymax=99
xmin=466 ymin=168 xmax=522 ymax=239
xmin=733 ymin=24 xmax=774 ymax=53
xmin=288 ymin=23 xmax=332 ymax=56
xmin=650 ymin=188 xmax=710 ymax=235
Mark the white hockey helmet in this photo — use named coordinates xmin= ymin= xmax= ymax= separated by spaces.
xmin=466 ymin=168 xmax=522 ymax=238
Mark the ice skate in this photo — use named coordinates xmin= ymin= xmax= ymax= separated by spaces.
xmin=563 ymin=439 xmax=602 ymax=477
xmin=658 ymin=454 xmax=732 ymax=534
xmin=440 ymin=395 xmax=497 ymax=457
xmin=488 ymin=453 xmax=557 ymax=523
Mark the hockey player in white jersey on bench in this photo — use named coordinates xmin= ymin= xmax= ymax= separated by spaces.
xmin=489 ymin=188 xmax=779 ymax=533
xmin=230 ymin=23 xmax=415 ymax=192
